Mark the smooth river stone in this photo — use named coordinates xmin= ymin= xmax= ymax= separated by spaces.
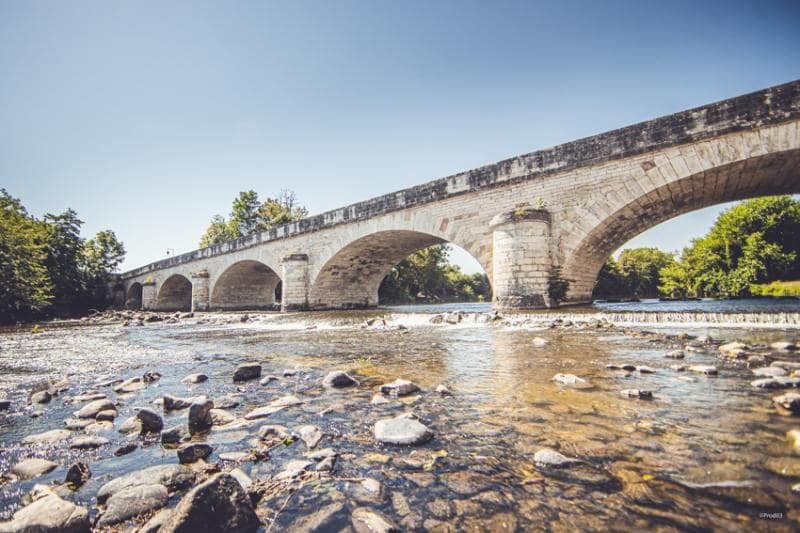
xmin=551 ymin=373 xmax=592 ymax=387
xmin=752 ymin=376 xmax=800 ymax=389
xmin=21 ymin=429 xmax=72 ymax=445
xmin=74 ymin=398 xmax=115 ymax=418
xmin=752 ymin=366 xmax=787 ymax=377
xmin=0 ymin=487 xmax=90 ymax=532
xmin=688 ymin=365 xmax=718 ymax=375
xmin=97 ymin=483 xmax=168 ymax=526
xmin=69 ymin=436 xmax=109 ymax=449
xmin=12 ymin=458 xmax=58 ymax=479
xmin=374 ymin=414 xmax=433 ymax=446
xmin=97 ymin=464 xmax=196 ymax=503
xmin=379 ymin=379 xmax=420 ymax=397
xmin=533 ymin=448 xmax=579 ymax=468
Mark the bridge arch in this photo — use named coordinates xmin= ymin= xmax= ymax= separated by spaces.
xmin=309 ymin=230 xmax=489 ymax=309
xmin=210 ymin=260 xmax=281 ymax=310
xmin=126 ymin=282 xmax=143 ymax=310
xmin=561 ymin=145 xmax=800 ymax=303
xmin=156 ymin=274 xmax=192 ymax=311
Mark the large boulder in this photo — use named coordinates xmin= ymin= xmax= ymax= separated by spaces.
xmin=232 ymin=363 xmax=262 ymax=382
xmin=137 ymin=408 xmax=164 ymax=434
xmin=97 ymin=484 xmax=168 ymax=526
xmin=12 ymin=458 xmax=58 ymax=479
xmin=0 ymin=485 xmax=90 ymax=533
xmin=160 ymin=473 xmax=259 ymax=533
xmin=97 ymin=464 xmax=196 ymax=504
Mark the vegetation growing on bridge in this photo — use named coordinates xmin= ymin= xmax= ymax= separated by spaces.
xmin=0 ymin=189 xmax=125 ymax=323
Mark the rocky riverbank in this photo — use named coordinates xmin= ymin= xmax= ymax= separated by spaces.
xmin=1 ymin=311 xmax=799 ymax=530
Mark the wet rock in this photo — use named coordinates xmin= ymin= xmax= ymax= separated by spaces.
xmin=620 ymin=389 xmax=654 ymax=400
xmin=210 ymin=408 xmax=236 ymax=425
xmin=426 ymin=498 xmax=453 ymax=519
xmin=163 ymin=394 xmax=196 ymax=410
xmin=719 ymin=341 xmax=749 ymax=358
xmin=772 ymin=360 xmax=800 ymax=371
xmin=162 ymin=424 xmax=189 ymax=444
xmin=137 ymin=408 xmax=164 ymax=434
xmin=306 ymin=448 xmax=337 ymax=462
xmin=430 ymin=314 xmax=444 ymax=324
xmin=228 ymin=468 xmax=252 ymax=491
xmin=213 ymin=394 xmax=241 ymax=409
xmin=160 ymin=473 xmax=259 ymax=533
xmin=259 ymin=375 xmax=279 ymax=386
xmin=118 ymin=416 xmax=143 ymax=435
xmin=65 ymin=462 xmax=91 ymax=488
xmin=257 ymin=424 xmax=293 ymax=440
xmin=188 ymin=396 xmax=214 ymax=434
xmin=244 ymin=395 xmax=302 ymax=420
xmin=233 ymin=363 xmax=262 ymax=382
xmin=114 ymin=377 xmax=147 ymax=394
xmin=0 ymin=485 xmax=90 ymax=532
xmin=322 ymin=371 xmax=358 ymax=388
xmin=95 ymin=409 xmax=116 ymax=421
xmin=97 ymin=464 xmax=196 ymax=503
xmin=670 ymin=364 xmax=687 ymax=372
xmin=12 ymin=458 xmax=58 ymax=479
xmin=551 ymin=373 xmax=591 ymax=387
xmin=379 ymin=379 xmax=420 ymax=396
xmin=178 ymin=443 xmax=214 ymax=464
xmin=753 ymin=366 xmax=787 ymax=377
xmin=69 ymin=435 xmax=109 ymax=449
xmin=351 ymin=507 xmax=399 ymax=533
xmin=435 ymin=384 xmax=452 ymax=395
xmin=374 ymin=414 xmax=433 ymax=445
xmin=114 ymin=443 xmax=138 ymax=456
xmin=637 ymin=366 xmax=656 ymax=374
xmin=752 ymin=376 xmax=800 ymax=389
xmin=181 ymin=373 xmax=208 ymax=385
xmin=534 ymin=448 xmax=579 ymax=468
xmin=143 ymin=371 xmax=162 ymax=383
xmin=22 ymin=428 xmax=72 ymax=445
xmin=282 ymin=369 xmax=297 ymax=377
xmin=665 ymin=350 xmax=685 ymax=359
xmin=219 ymin=452 xmax=250 ymax=462
xmin=0 ymin=399 xmax=11 ymax=411
xmin=84 ymin=420 xmax=113 ymax=433
xmin=288 ymin=502 xmax=348 ymax=533
xmin=30 ymin=390 xmax=52 ymax=404
xmin=688 ymin=365 xmax=718 ymax=375
xmin=98 ymin=484 xmax=168 ymax=526
xmin=351 ymin=478 xmax=383 ymax=503
xmin=275 ymin=460 xmax=313 ymax=480
xmin=298 ymin=425 xmax=324 ymax=449
xmin=75 ymin=398 xmax=115 ymax=418
xmin=771 ymin=341 xmax=797 ymax=351
xmin=773 ymin=392 xmax=800 ymax=415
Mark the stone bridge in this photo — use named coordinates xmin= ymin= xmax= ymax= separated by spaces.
xmin=117 ymin=80 xmax=800 ymax=312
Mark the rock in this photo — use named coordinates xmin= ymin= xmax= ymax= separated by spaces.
xmin=435 ymin=384 xmax=452 ymax=396
xmin=22 ymin=428 xmax=72 ymax=445
xmin=772 ymin=360 xmax=800 ymax=371
xmin=143 ymin=371 xmax=162 ymax=382
xmin=65 ymin=462 xmax=91 ymax=488
xmin=719 ymin=341 xmax=749 ymax=358
xmin=161 ymin=424 xmax=189 ymax=444
xmin=670 ymin=364 xmax=687 ymax=372
xmin=637 ymin=366 xmax=656 ymax=374
xmin=12 ymin=458 xmax=58 ymax=479
xmin=773 ymin=392 xmax=800 ymax=415
xmin=97 ymin=464 xmax=196 ymax=503
xmin=534 ymin=448 xmax=580 ymax=468
xmin=84 ymin=420 xmax=113 ymax=434
xmin=139 ymin=509 xmax=173 ymax=533
xmin=210 ymin=408 xmax=236 ymax=425
xmin=114 ymin=443 xmax=138 ymax=456
xmin=177 ymin=443 xmax=214 ymax=464
xmin=688 ymin=365 xmax=718 ymax=375
xmin=665 ymin=350 xmax=685 ymax=359
xmin=137 ymin=408 xmax=164 ymax=434
xmin=532 ymin=337 xmax=548 ymax=347
xmin=0 ymin=399 xmax=11 ymax=411
xmin=257 ymin=424 xmax=293 ymax=440
xmin=371 ymin=394 xmax=391 ymax=405
xmin=95 ymin=409 xmax=117 ymax=421
xmin=75 ymin=398 xmax=115 ymax=418
xmin=289 ymin=502 xmax=347 ymax=533
xmin=244 ymin=395 xmax=302 ymax=420
xmin=297 ymin=425 xmax=324 ymax=449
xmin=619 ymin=364 xmax=637 ymax=371
xmin=374 ymin=414 xmax=433 ymax=446
xmin=259 ymin=375 xmax=279 ymax=386
xmin=551 ymin=373 xmax=590 ymax=387
xmin=771 ymin=341 xmax=797 ymax=351
xmin=787 ymin=429 xmax=800 ymax=450
xmin=305 ymin=448 xmax=337 ymax=461
xmin=275 ymin=460 xmax=313 ymax=480
xmin=118 ymin=416 xmax=143 ymax=435
xmin=322 ymin=371 xmax=358 ymax=388
xmin=219 ymin=452 xmax=250 ymax=462
xmin=188 ymin=396 xmax=214 ymax=434
xmin=0 ymin=486 xmax=90 ymax=532
xmin=69 ymin=435 xmax=109 ymax=449
xmin=160 ymin=473 xmax=259 ymax=533
xmin=351 ymin=507 xmax=399 ymax=533
xmin=753 ymin=366 xmax=787 ymax=377
xmin=98 ymin=484 xmax=169 ymax=526
xmin=181 ymin=373 xmax=208 ymax=385
xmin=379 ymin=379 xmax=420 ymax=396
xmin=283 ymin=369 xmax=297 ymax=377
xmin=30 ymin=390 xmax=52 ymax=404
xmin=620 ymin=389 xmax=653 ymax=399
xmin=213 ymin=395 xmax=241 ymax=409
xmin=114 ymin=377 xmax=147 ymax=394
xmin=163 ymin=394 xmax=196 ymax=410
xmin=752 ymin=376 xmax=800 ymax=389
xmin=443 ymin=312 xmax=461 ymax=325
xmin=430 ymin=314 xmax=444 ymax=324
xmin=232 ymin=363 xmax=262 ymax=382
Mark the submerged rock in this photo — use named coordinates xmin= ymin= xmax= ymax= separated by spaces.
xmin=379 ymin=379 xmax=420 ymax=397
xmin=435 ymin=384 xmax=452 ymax=396
xmin=0 ymin=485 xmax=90 ymax=532
xmin=232 ymin=363 xmax=262 ymax=382
xmin=244 ymin=395 xmax=302 ymax=420
xmin=297 ymin=425 xmax=324 ymax=449
xmin=771 ymin=341 xmax=797 ymax=351
xmin=551 ymin=373 xmax=591 ymax=387
xmin=752 ymin=366 xmax=787 ymax=377
xmin=665 ymin=350 xmax=685 ymax=359
xmin=160 ymin=473 xmax=259 ymax=533
xmin=533 ymin=448 xmax=578 ymax=468
xmin=374 ymin=414 xmax=433 ymax=446
xmin=69 ymin=436 xmax=109 ymax=450
xmin=322 ymin=371 xmax=358 ymax=388
xmin=163 ymin=394 xmax=196 ymax=410
xmin=162 ymin=424 xmax=189 ymax=444
xmin=98 ymin=483 xmax=168 ymax=526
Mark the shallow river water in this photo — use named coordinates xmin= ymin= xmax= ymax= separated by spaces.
xmin=1 ymin=302 xmax=799 ymax=531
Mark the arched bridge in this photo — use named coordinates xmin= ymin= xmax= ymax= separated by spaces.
xmin=118 ymin=80 xmax=800 ymax=312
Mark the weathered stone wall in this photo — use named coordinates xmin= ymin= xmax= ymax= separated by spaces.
xmin=119 ymin=80 xmax=800 ymax=310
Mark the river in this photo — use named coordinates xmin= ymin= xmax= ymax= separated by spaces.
xmin=0 ymin=299 xmax=798 ymax=530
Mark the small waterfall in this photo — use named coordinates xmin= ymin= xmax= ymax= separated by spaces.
xmin=539 ymin=311 xmax=800 ymax=328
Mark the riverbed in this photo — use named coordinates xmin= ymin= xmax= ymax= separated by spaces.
xmin=1 ymin=303 xmax=799 ymax=531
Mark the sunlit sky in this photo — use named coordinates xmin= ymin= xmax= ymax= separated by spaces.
xmin=1 ymin=1 xmax=798 ymax=273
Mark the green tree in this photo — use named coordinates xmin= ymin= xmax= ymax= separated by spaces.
xmin=617 ymin=248 xmax=675 ymax=297
xmin=43 ymin=209 xmax=85 ymax=312
xmin=82 ymin=230 xmax=126 ymax=308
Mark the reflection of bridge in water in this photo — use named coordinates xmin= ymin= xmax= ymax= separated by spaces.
xmin=117 ymin=81 xmax=800 ymax=313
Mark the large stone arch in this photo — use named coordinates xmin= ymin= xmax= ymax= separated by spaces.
xmin=309 ymin=229 xmax=488 ymax=309
xmin=126 ymin=282 xmax=143 ymax=310
xmin=210 ymin=260 xmax=281 ymax=310
xmin=560 ymin=144 xmax=800 ymax=304
xmin=156 ymin=274 xmax=192 ymax=311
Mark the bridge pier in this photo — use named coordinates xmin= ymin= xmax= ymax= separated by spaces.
xmin=141 ymin=279 xmax=157 ymax=311
xmin=491 ymin=207 xmax=553 ymax=310
xmin=191 ymin=270 xmax=210 ymax=312
xmin=281 ymin=253 xmax=310 ymax=311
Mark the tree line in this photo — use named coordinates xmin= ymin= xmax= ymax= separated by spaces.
xmin=0 ymin=189 xmax=125 ymax=323
xmin=593 ymin=195 xmax=800 ymax=299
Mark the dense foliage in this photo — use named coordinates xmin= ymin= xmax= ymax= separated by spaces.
xmin=379 ymin=245 xmax=491 ymax=304
xmin=199 ymin=189 xmax=309 ymax=247
xmin=0 ymin=189 xmax=125 ymax=323
xmin=593 ymin=248 xmax=676 ymax=299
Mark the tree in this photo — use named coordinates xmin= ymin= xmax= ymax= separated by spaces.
xmin=617 ymin=248 xmax=675 ymax=297
xmin=43 ymin=209 xmax=85 ymax=312
xmin=82 ymin=230 xmax=126 ymax=307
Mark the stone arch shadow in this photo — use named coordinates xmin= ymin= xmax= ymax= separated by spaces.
xmin=155 ymin=274 xmax=192 ymax=311
xmin=126 ymin=282 xmax=143 ymax=310
xmin=210 ymin=260 xmax=282 ymax=310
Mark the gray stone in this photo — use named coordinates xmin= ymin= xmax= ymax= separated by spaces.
xmin=771 ymin=341 xmax=797 ymax=351
xmin=138 ymin=508 xmax=173 ymax=533
xmin=0 ymin=486 xmax=90 ymax=532
xmin=163 ymin=394 xmax=195 ymax=410
xmin=181 ymin=373 xmax=208 ymax=385
xmin=533 ymin=448 xmax=578 ymax=468
xmin=0 ymin=399 xmax=11 ymax=411
xmin=69 ymin=435 xmax=109 ymax=449
xmin=161 ymin=424 xmax=189 ymax=444
xmin=114 ymin=377 xmax=147 ymax=394
xmin=213 ymin=394 xmax=241 ymax=409
xmin=322 ymin=371 xmax=358 ymax=388
xmin=753 ymin=366 xmax=787 ymax=377
xmin=374 ymin=414 xmax=433 ymax=446
xmin=688 ymin=365 xmax=718 ymax=375
xmin=30 ymin=390 xmax=52 ymax=404
xmin=752 ymin=376 xmax=800 ymax=389
xmin=378 ymin=379 xmax=420 ymax=396
xmin=620 ymin=389 xmax=653 ymax=399
xmin=74 ymin=398 xmax=115 ymax=418
xmin=97 ymin=464 xmax=196 ymax=503
xmin=773 ymin=392 xmax=800 ymax=415
xmin=95 ymin=409 xmax=117 ymax=421
xmin=22 ymin=428 xmax=72 ymax=445
xmin=12 ymin=458 xmax=58 ymax=479
xmin=160 ymin=473 xmax=259 ymax=533
xmin=259 ymin=375 xmax=279 ymax=385
xmin=233 ymin=363 xmax=262 ymax=382
xmin=98 ymin=484 xmax=168 ymax=526
xmin=297 ymin=425 xmax=324 ymax=449
xmin=665 ymin=350 xmax=685 ymax=359
xmin=115 ymin=443 xmax=138 ymax=456
xmin=188 ymin=396 xmax=214 ymax=434
xmin=435 ymin=384 xmax=452 ymax=395
xmin=177 ymin=443 xmax=214 ymax=464
xmin=210 ymin=408 xmax=236 ymax=425
xmin=118 ymin=416 xmax=143 ymax=435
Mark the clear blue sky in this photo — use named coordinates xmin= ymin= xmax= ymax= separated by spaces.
xmin=1 ymin=1 xmax=798 ymax=273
